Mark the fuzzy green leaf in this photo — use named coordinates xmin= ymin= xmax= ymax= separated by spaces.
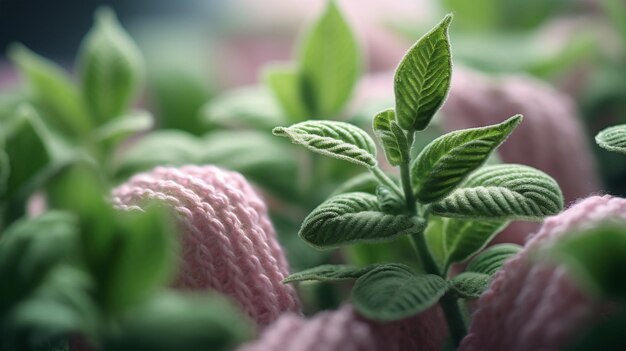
xmin=352 ymin=265 xmax=448 ymax=321
xmin=394 ymin=15 xmax=452 ymax=131
xmin=79 ymin=8 xmax=144 ymax=124
xmin=9 ymin=44 xmax=91 ymax=136
xmin=300 ymin=1 xmax=360 ymax=117
xmin=373 ymin=108 xmax=408 ymax=166
xmin=376 ymin=185 xmax=405 ymax=214
xmin=450 ymin=272 xmax=490 ymax=299
xmin=264 ymin=64 xmax=309 ymax=122
xmin=442 ymin=218 xmax=507 ymax=269
xmin=467 ymin=243 xmax=522 ymax=276
xmin=431 ymin=164 xmax=563 ymax=220
xmin=94 ymin=110 xmax=153 ymax=146
xmin=283 ymin=263 xmax=405 ymax=283
xmin=596 ymin=125 xmax=626 ymax=154
xmin=412 ymin=115 xmax=522 ymax=203
xmin=273 ymin=121 xmax=377 ymax=167
xmin=299 ymin=192 xmax=424 ymax=249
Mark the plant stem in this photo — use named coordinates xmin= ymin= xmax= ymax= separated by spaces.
xmin=370 ymin=166 xmax=403 ymax=198
xmin=400 ymin=128 xmax=467 ymax=348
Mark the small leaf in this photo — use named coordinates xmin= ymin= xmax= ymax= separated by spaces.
xmin=443 ymin=218 xmax=508 ymax=269
xmin=467 ymin=243 xmax=522 ymax=276
xmin=450 ymin=272 xmax=490 ymax=299
xmin=330 ymin=172 xmax=379 ymax=196
xmin=9 ymin=44 xmax=91 ymax=136
xmin=373 ymin=108 xmax=408 ymax=166
xmin=283 ymin=263 xmax=404 ymax=283
xmin=79 ymin=8 xmax=144 ymax=124
xmin=263 ymin=64 xmax=309 ymax=121
xmin=412 ymin=115 xmax=522 ymax=203
xmin=376 ymin=185 xmax=405 ymax=214
xmin=104 ymin=292 xmax=252 ymax=351
xmin=596 ymin=124 xmax=626 ymax=154
xmin=299 ymin=1 xmax=360 ymax=117
xmin=299 ymin=192 xmax=424 ymax=249
xmin=94 ymin=110 xmax=153 ymax=146
xmin=352 ymin=265 xmax=448 ymax=321
xmin=273 ymin=121 xmax=377 ymax=168
xmin=394 ymin=15 xmax=452 ymax=131
xmin=424 ymin=216 xmax=446 ymax=269
xmin=431 ymin=164 xmax=563 ymax=220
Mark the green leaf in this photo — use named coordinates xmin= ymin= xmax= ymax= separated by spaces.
xmin=442 ymin=218 xmax=508 ymax=269
xmin=376 ymin=185 xmax=405 ymax=214
xmin=263 ymin=65 xmax=309 ymax=121
xmin=79 ymin=8 xmax=144 ymax=124
xmin=202 ymin=85 xmax=287 ymax=130
xmin=104 ymin=292 xmax=252 ymax=351
xmin=450 ymin=272 xmax=490 ymax=299
xmin=412 ymin=115 xmax=522 ymax=203
xmin=299 ymin=0 xmax=360 ymax=117
xmin=546 ymin=223 xmax=626 ymax=299
xmin=424 ymin=216 xmax=446 ymax=269
xmin=431 ymin=164 xmax=563 ymax=220
xmin=467 ymin=243 xmax=522 ymax=276
xmin=595 ymin=124 xmax=626 ymax=154
xmin=373 ymin=108 xmax=408 ymax=166
xmin=299 ymin=192 xmax=424 ymax=249
xmin=330 ymin=172 xmax=379 ymax=196
xmin=394 ymin=15 xmax=452 ymax=131
xmin=273 ymin=121 xmax=377 ymax=168
xmin=9 ymin=44 xmax=91 ymax=136
xmin=94 ymin=110 xmax=153 ymax=146
xmin=283 ymin=263 xmax=404 ymax=283
xmin=352 ymin=265 xmax=448 ymax=321
xmin=0 ymin=211 xmax=78 ymax=313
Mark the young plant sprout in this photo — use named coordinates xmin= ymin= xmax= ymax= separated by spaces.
xmin=273 ymin=15 xmax=564 ymax=346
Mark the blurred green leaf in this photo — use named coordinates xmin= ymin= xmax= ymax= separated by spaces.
xmin=450 ymin=272 xmax=490 ymax=299
xmin=596 ymin=124 xmax=626 ymax=154
xmin=9 ymin=44 xmax=91 ymax=137
xmin=264 ymin=65 xmax=310 ymax=122
xmin=376 ymin=185 xmax=405 ymax=214
xmin=395 ymin=15 xmax=452 ymax=131
xmin=202 ymin=85 xmax=286 ymax=130
xmin=94 ymin=110 xmax=153 ymax=148
xmin=79 ymin=8 xmax=144 ymax=124
xmin=299 ymin=1 xmax=360 ymax=118
xmin=330 ymin=172 xmax=379 ymax=196
xmin=466 ymin=243 xmax=521 ymax=276
xmin=103 ymin=292 xmax=252 ymax=351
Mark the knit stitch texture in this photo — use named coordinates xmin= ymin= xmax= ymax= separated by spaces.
xmin=112 ymin=165 xmax=300 ymax=326
xmin=460 ymin=195 xmax=626 ymax=351
xmin=238 ymin=304 xmax=446 ymax=351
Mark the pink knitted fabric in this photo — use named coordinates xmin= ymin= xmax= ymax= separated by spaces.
xmin=460 ymin=195 xmax=626 ymax=351
xmin=238 ymin=305 xmax=446 ymax=351
xmin=111 ymin=165 xmax=300 ymax=326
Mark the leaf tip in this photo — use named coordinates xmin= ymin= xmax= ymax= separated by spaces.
xmin=271 ymin=127 xmax=287 ymax=137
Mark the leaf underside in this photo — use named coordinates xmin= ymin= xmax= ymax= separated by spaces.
xmin=596 ymin=125 xmax=626 ymax=154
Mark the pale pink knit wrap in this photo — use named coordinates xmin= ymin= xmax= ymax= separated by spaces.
xmin=238 ymin=305 xmax=446 ymax=351
xmin=460 ymin=195 xmax=626 ymax=351
xmin=111 ymin=165 xmax=300 ymax=326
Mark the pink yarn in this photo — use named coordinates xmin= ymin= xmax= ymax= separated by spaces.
xmin=238 ymin=305 xmax=446 ymax=351
xmin=460 ymin=195 xmax=626 ymax=351
xmin=111 ymin=165 xmax=300 ymax=326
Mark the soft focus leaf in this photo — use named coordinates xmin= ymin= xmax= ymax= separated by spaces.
xmin=431 ymin=164 xmax=563 ymax=220
xmin=203 ymin=85 xmax=287 ymax=130
xmin=373 ymin=108 xmax=408 ymax=166
xmin=547 ymin=223 xmax=626 ymax=299
xmin=264 ymin=65 xmax=309 ymax=122
xmin=450 ymin=272 xmax=490 ymax=299
xmin=376 ymin=185 xmax=405 ymax=214
xmin=352 ymin=264 xmax=448 ymax=321
xmin=300 ymin=192 xmax=424 ymax=249
xmin=394 ymin=15 xmax=452 ymax=131
xmin=443 ymin=218 xmax=507 ymax=269
xmin=596 ymin=124 xmax=626 ymax=154
xmin=330 ymin=172 xmax=379 ymax=196
xmin=79 ymin=8 xmax=144 ymax=124
xmin=103 ymin=292 xmax=252 ymax=351
xmin=273 ymin=120 xmax=377 ymax=168
xmin=424 ymin=216 xmax=446 ymax=269
xmin=9 ymin=44 xmax=91 ymax=136
xmin=283 ymin=263 xmax=405 ymax=283
xmin=94 ymin=110 xmax=153 ymax=146
xmin=467 ymin=243 xmax=521 ymax=276
xmin=299 ymin=1 xmax=360 ymax=117
xmin=412 ymin=115 xmax=522 ymax=203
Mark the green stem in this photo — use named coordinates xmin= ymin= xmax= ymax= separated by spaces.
xmin=370 ymin=166 xmax=403 ymax=198
xmin=400 ymin=128 xmax=467 ymax=348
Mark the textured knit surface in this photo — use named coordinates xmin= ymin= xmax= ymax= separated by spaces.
xmin=238 ymin=304 xmax=446 ymax=351
xmin=460 ymin=195 xmax=626 ymax=351
xmin=111 ymin=165 xmax=300 ymax=326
